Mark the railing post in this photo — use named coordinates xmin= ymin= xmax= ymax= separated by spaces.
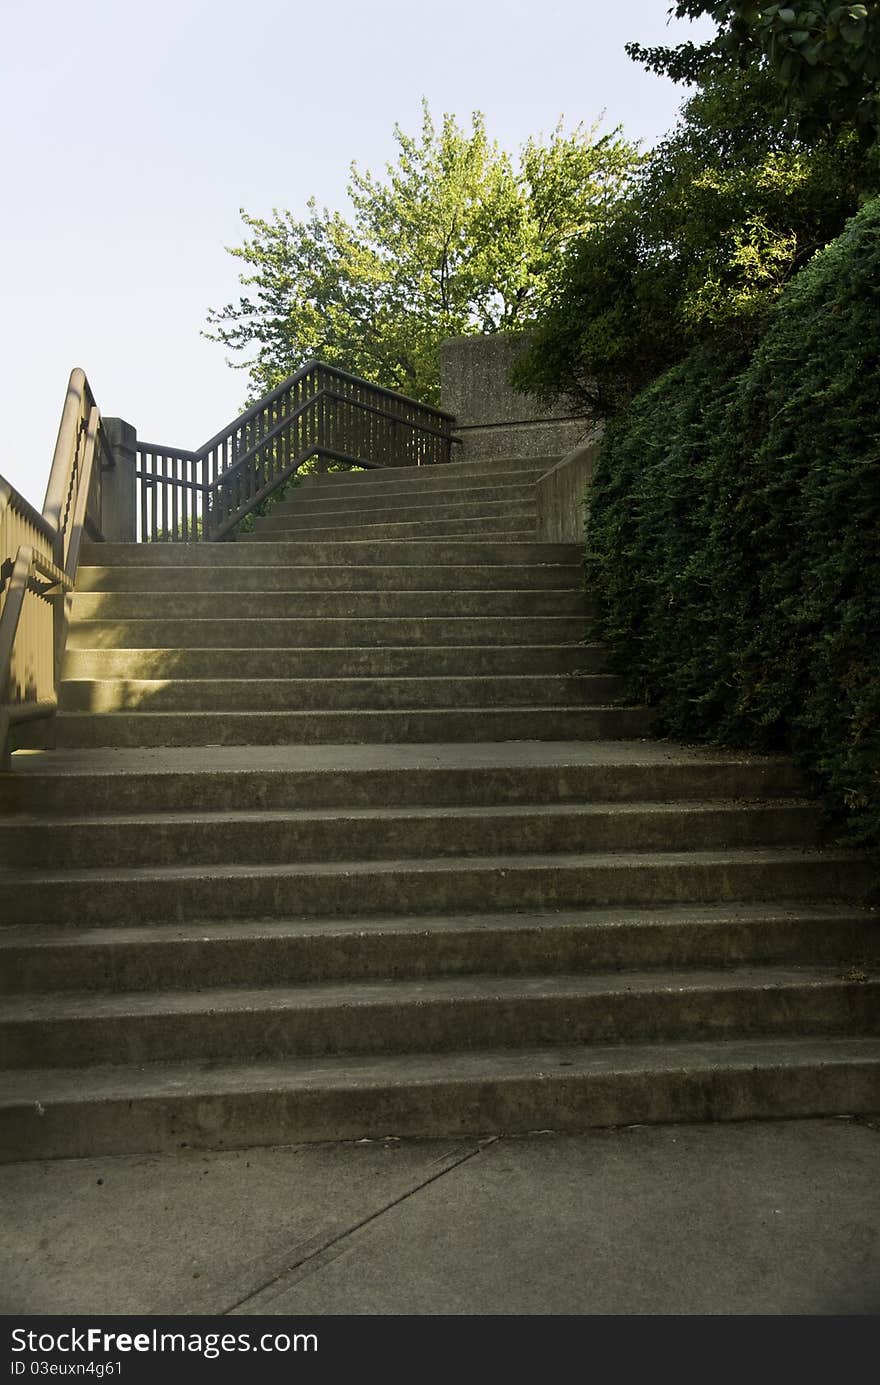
xmin=101 ymin=418 xmax=138 ymax=542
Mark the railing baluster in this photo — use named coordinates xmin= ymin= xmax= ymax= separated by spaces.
xmin=171 ymin=452 xmax=179 ymax=541
xmin=131 ymin=361 xmax=455 ymax=543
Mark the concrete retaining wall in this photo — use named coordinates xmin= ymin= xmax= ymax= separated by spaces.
xmin=440 ymin=334 xmax=593 ymax=464
xmin=535 ymin=439 xmax=602 ymax=544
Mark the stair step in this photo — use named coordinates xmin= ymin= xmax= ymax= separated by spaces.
xmin=65 ymin=615 xmax=592 ymax=649
xmin=304 ymin=455 xmax=552 ymax=484
xmin=58 ymin=673 xmax=625 ymax=714
xmin=1 ymin=849 xmax=871 ymax=927
xmin=256 ymin=496 xmax=537 ymax=529
xmin=69 ymin=589 xmax=588 ymax=620
xmin=74 ymin=564 xmax=585 ymax=593
xmin=2 ymin=1036 xmax=878 ymax=1159
xmin=82 ymin=540 xmax=581 ymax=567
xmin=0 ymin=801 xmax=821 ymax=869
xmin=240 ymin=519 xmax=537 ymax=541
xmin=53 ymin=704 xmax=654 ymax=748
xmin=0 ymin=742 xmax=810 ymax=815
xmin=62 ymin=644 xmax=601 ymax=679
xmin=296 ymin=471 xmax=549 ymax=501
xmin=3 ymin=967 xmax=878 ymax=1070
xmin=275 ymin=480 xmax=539 ymax=513
xmin=3 ymin=904 xmax=874 ymax=993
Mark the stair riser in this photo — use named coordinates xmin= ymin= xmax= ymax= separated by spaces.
xmin=257 ymin=498 xmax=537 ymax=529
xmin=295 ymin=476 xmax=548 ymax=503
xmin=3 ymin=982 xmax=876 ymax=1069
xmin=240 ymin=518 xmax=535 ymax=542
xmin=70 ymin=591 xmax=587 ymax=620
xmin=0 ymin=762 xmax=808 ymax=816
xmin=65 ymin=616 xmax=591 ymax=649
xmin=273 ymin=483 xmax=538 ymax=514
xmin=3 ymin=1060 xmax=878 ymax=1161
xmin=75 ymin=565 xmax=584 ymax=593
xmin=0 ymin=805 xmax=821 ymax=870
xmin=304 ymin=456 xmax=551 ymax=485
xmin=81 ymin=541 xmax=581 ymax=567
xmin=3 ymin=857 xmax=870 ymax=928
xmin=4 ymin=914 xmax=874 ymax=994
xmin=58 ymin=674 xmax=626 ymax=714
xmin=62 ymin=646 xmax=600 ymax=679
xmin=54 ymin=706 xmax=654 ymax=749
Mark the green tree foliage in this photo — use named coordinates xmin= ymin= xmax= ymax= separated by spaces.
xmin=205 ymin=104 xmax=638 ymax=405
xmin=586 ymin=197 xmax=880 ymax=846
xmin=631 ymin=3 xmax=880 ymax=142
xmin=514 ymin=60 xmax=876 ymax=413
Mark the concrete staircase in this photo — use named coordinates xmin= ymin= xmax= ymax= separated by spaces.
xmin=1 ymin=452 xmax=877 ymax=1160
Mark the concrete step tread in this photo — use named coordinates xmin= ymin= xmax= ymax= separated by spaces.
xmin=70 ymin=594 xmax=589 ymax=617
xmin=3 ymin=738 xmax=804 ymax=777
xmin=248 ymin=513 xmax=534 ymax=530
xmin=60 ymin=650 xmax=602 ymax=681
xmin=72 ymin=591 xmax=583 ymax=606
xmin=75 ymin=565 xmax=584 ymax=581
xmin=54 ymin=674 xmax=629 ymax=713
xmin=279 ymin=481 xmax=539 ymax=511
xmin=0 ymin=845 xmax=863 ymax=887
xmin=4 ymin=964 xmax=875 ymax=1022
xmin=63 ymin=641 xmax=598 ymax=656
xmin=2 ymin=902 xmax=872 ymax=951
xmin=243 ymin=530 xmax=539 ymax=543
xmin=303 ymin=460 xmax=553 ymax=484
xmin=54 ymin=704 xmax=645 ymax=721
xmin=2 ymin=1035 xmax=878 ymax=1107
xmin=254 ymin=515 xmax=540 ymax=534
xmin=68 ymin=615 xmax=588 ymax=628
xmin=261 ymin=495 xmax=538 ymax=521
xmin=0 ymin=799 xmax=817 ymax=831
xmin=255 ymin=512 xmax=539 ymax=535
xmin=242 ymin=531 xmax=540 ymax=544
xmin=304 ymin=458 xmax=552 ymax=479
xmin=81 ymin=541 xmax=583 ymax=565
xmin=58 ymin=672 xmax=612 ymax=690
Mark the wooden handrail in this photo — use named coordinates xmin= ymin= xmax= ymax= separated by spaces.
xmin=1 ymin=371 xmax=105 ymax=764
xmin=1 ymin=357 xmax=460 ymax=759
xmin=0 ymin=478 xmax=56 ymax=548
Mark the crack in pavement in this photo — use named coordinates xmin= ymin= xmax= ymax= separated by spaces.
xmin=222 ymin=1138 xmax=497 ymax=1315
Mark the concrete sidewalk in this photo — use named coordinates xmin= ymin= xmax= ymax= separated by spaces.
xmin=2 ymin=1117 xmax=878 ymax=1316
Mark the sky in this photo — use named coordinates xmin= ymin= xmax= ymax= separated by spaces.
xmin=0 ymin=0 xmax=715 ymax=506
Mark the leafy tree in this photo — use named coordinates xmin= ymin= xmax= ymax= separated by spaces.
xmin=205 ymin=103 xmax=639 ymax=405
xmin=515 ymin=59 xmax=875 ymax=413
xmin=630 ymin=3 xmax=880 ymax=142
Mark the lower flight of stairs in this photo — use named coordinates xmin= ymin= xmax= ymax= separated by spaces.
xmin=0 ymin=453 xmax=877 ymax=1160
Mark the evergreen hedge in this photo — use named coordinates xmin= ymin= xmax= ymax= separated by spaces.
xmin=587 ymin=196 xmax=880 ymax=846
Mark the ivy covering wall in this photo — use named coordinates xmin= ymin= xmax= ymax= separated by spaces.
xmin=587 ymin=196 xmax=880 ymax=845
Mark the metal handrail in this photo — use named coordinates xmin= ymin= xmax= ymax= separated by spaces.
xmin=136 ymin=361 xmax=459 ymax=542
xmin=196 ymin=359 xmax=454 ymax=456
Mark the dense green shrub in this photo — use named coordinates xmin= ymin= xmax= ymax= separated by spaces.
xmin=588 ymin=196 xmax=880 ymax=845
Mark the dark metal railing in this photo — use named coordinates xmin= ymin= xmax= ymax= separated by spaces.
xmin=135 ymin=361 xmax=457 ymax=542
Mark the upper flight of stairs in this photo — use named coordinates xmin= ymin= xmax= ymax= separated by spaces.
xmin=52 ymin=455 xmax=651 ymax=749
xmin=0 ymin=451 xmax=877 ymax=1160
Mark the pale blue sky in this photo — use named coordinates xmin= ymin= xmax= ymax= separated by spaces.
xmin=0 ymin=0 xmax=713 ymax=504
